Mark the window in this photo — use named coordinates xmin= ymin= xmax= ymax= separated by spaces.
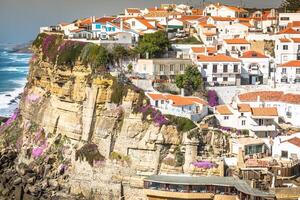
xmin=282 ymin=68 xmax=287 ymax=74
xmin=132 ymin=21 xmax=136 ymax=27
xmin=234 ymin=65 xmax=238 ymax=72
xmin=242 ymin=120 xmax=246 ymax=126
xmin=161 ymin=100 xmax=164 ymax=104
xmin=213 ymin=77 xmax=217 ymax=81
xmin=281 ymin=151 xmax=288 ymax=158
xmin=95 ymin=24 xmax=101 ymax=29
xmin=143 ymin=64 xmax=146 ymax=71
xmin=223 ymin=65 xmax=228 ymax=73
xmin=296 ymin=68 xmax=300 ymax=74
xmin=207 ymin=37 xmax=213 ymax=41
xmin=224 ymin=116 xmax=229 ymax=120
xmin=280 ymin=17 xmax=290 ymax=21
xmin=180 ymin=64 xmax=185 ymax=71
xmin=281 ymin=77 xmax=288 ymax=83
xmin=241 ymin=113 xmax=244 ymax=117
xmin=203 ymin=64 xmax=208 ymax=69
xmin=170 ymin=64 xmax=174 ymax=72
xmin=203 ymin=77 xmax=207 ymax=82
xmin=240 ymin=46 xmax=246 ymax=51
xmin=112 ymin=27 xmax=116 ymax=31
xmin=160 ymin=65 xmax=164 ymax=71
xmin=223 ymin=77 xmax=228 ymax=82
xmin=283 ymin=45 xmax=288 ymax=50
xmin=213 ymin=65 xmax=218 ymax=73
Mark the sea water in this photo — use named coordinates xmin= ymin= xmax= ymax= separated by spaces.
xmin=0 ymin=45 xmax=31 ymax=117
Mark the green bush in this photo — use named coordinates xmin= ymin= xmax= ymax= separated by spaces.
xmin=174 ymin=146 xmax=185 ymax=167
xmin=81 ymin=43 xmax=109 ymax=71
xmin=57 ymin=41 xmax=86 ymax=66
xmin=32 ymin=33 xmax=48 ymax=48
xmin=172 ymin=36 xmax=203 ymax=44
xmin=110 ymin=77 xmax=128 ymax=105
xmin=166 ymin=115 xmax=196 ymax=132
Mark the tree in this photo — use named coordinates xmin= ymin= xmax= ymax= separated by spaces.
xmin=175 ymin=65 xmax=203 ymax=94
xmin=281 ymin=0 xmax=300 ymax=12
xmin=81 ymin=44 xmax=109 ymax=72
xmin=135 ymin=31 xmax=170 ymax=58
xmin=112 ymin=45 xmax=129 ymax=68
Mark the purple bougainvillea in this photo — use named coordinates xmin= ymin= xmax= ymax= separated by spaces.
xmin=0 ymin=109 xmax=19 ymax=133
xmin=26 ymin=93 xmax=41 ymax=104
xmin=140 ymin=104 xmax=168 ymax=127
xmin=193 ymin=161 xmax=215 ymax=169
xmin=31 ymin=142 xmax=47 ymax=158
xmin=207 ymin=90 xmax=219 ymax=107
xmin=42 ymin=34 xmax=57 ymax=59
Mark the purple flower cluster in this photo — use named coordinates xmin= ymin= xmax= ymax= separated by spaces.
xmin=34 ymin=128 xmax=44 ymax=143
xmin=42 ymin=34 xmax=57 ymax=59
xmin=220 ymin=126 xmax=232 ymax=132
xmin=93 ymin=160 xmax=105 ymax=167
xmin=140 ymin=105 xmax=168 ymax=127
xmin=207 ymin=90 xmax=219 ymax=107
xmin=26 ymin=93 xmax=41 ymax=104
xmin=0 ymin=109 xmax=19 ymax=133
xmin=192 ymin=161 xmax=215 ymax=169
xmin=31 ymin=142 xmax=47 ymax=158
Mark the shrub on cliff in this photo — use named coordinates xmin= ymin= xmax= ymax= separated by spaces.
xmin=81 ymin=43 xmax=110 ymax=72
xmin=165 ymin=115 xmax=196 ymax=132
xmin=57 ymin=40 xmax=86 ymax=66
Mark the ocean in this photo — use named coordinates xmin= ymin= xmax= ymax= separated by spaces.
xmin=0 ymin=45 xmax=31 ymax=117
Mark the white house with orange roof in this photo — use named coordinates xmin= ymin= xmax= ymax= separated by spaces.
xmin=239 ymin=51 xmax=270 ymax=85
xmin=251 ymin=9 xmax=277 ymax=33
xmin=189 ymin=46 xmax=217 ymax=62
xmin=236 ymin=91 xmax=300 ymax=127
xmin=198 ymin=21 xmax=218 ymax=45
xmin=272 ymin=132 xmax=300 ymax=160
xmin=146 ymin=92 xmax=208 ymax=121
xmin=215 ymin=103 xmax=279 ymax=138
xmin=275 ymin=27 xmax=300 ymax=40
xmin=222 ymin=38 xmax=251 ymax=57
xmin=196 ymin=54 xmax=242 ymax=86
xmin=217 ymin=5 xmax=248 ymax=18
xmin=59 ymin=22 xmax=77 ymax=36
xmin=274 ymin=37 xmax=300 ymax=64
xmin=124 ymin=17 xmax=157 ymax=32
xmin=276 ymin=60 xmax=300 ymax=84
xmin=287 ymin=21 xmax=300 ymax=32
xmin=125 ymin=8 xmax=142 ymax=17
xmin=278 ymin=13 xmax=300 ymax=30
xmin=203 ymin=3 xmax=221 ymax=17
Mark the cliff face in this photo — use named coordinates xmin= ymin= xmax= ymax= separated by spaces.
xmin=17 ymin=43 xmax=187 ymax=199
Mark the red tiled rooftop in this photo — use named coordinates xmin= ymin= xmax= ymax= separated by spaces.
xmin=240 ymin=51 xmax=268 ymax=58
xmin=277 ymin=27 xmax=300 ymax=35
xmin=285 ymin=137 xmax=300 ymax=148
xmin=251 ymin=107 xmax=278 ymax=117
xmin=198 ymin=54 xmax=241 ymax=62
xmin=216 ymin=105 xmax=233 ymax=115
xmin=224 ymin=38 xmax=250 ymax=44
xmin=280 ymin=60 xmax=300 ymax=68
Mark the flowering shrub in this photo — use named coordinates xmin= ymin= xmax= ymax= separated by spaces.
xmin=34 ymin=128 xmax=44 ymax=143
xmin=41 ymin=34 xmax=61 ymax=62
xmin=207 ymin=90 xmax=219 ymax=107
xmin=140 ymin=105 xmax=168 ymax=127
xmin=0 ymin=109 xmax=19 ymax=133
xmin=57 ymin=40 xmax=86 ymax=66
xmin=26 ymin=93 xmax=41 ymax=104
xmin=192 ymin=161 xmax=215 ymax=169
xmin=31 ymin=142 xmax=47 ymax=158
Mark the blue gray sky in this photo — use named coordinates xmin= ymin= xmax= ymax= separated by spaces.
xmin=0 ymin=0 xmax=282 ymax=44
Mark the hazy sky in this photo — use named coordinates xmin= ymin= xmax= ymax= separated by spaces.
xmin=0 ymin=0 xmax=282 ymax=44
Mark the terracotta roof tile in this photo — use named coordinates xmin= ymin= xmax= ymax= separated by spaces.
xmin=223 ymin=5 xmax=248 ymax=13
xmin=291 ymin=38 xmax=300 ymax=43
xmin=198 ymin=54 xmax=241 ymax=62
xmin=280 ymin=60 xmax=300 ymax=67
xmin=95 ymin=17 xmax=116 ymax=24
xmin=147 ymin=93 xmax=167 ymax=101
xmin=279 ymin=38 xmax=291 ymax=43
xmin=238 ymin=91 xmax=284 ymax=102
xmin=137 ymin=19 xmax=155 ymax=29
xmin=238 ymin=104 xmax=251 ymax=112
xmin=126 ymin=8 xmax=141 ymax=14
xmin=251 ymin=107 xmax=278 ymax=117
xmin=191 ymin=47 xmax=217 ymax=54
xmin=199 ymin=22 xmax=216 ymax=28
xmin=277 ymin=27 xmax=300 ymax=35
xmin=285 ymin=137 xmax=300 ymax=148
xmin=224 ymin=38 xmax=250 ymax=44
xmin=288 ymin=21 xmax=300 ymax=28
xmin=210 ymin=16 xmax=234 ymax=21
xmin=240 ymin=51 xmax=268 ymax=58
xmin=147 ymin=93 xmax=208 ymax=106
xmin=216 ymin=105 xmax=233 ymax=115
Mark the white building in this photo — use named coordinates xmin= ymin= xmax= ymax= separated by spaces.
xmin=203 ymin=3 xmax=248 ymax=18
xmin=278 ymin=13 xmax=300 ymax=30
xmin=222 ymin=38 xmax=251 ymax=57
xmin=215 ymin=103 xmax=279 ymax=138
xmin=276 ymin=60 xmax=300 ymax=84
xmin=251 ymin=10 xmax=277 ymax=33
xmin=239 ymin=51 xmax=270 ymax=85
xmin=125 ymin=8 xmax=142 ymax=17
xmin=146 ymin=93 xmax=208 ymax=122
xmin=124 ymin=17 xmax=157 ymax=32
xmin=275 ymin=37 xmax=300 ymax=64
xmin=196 ymin=54 xmax=242 ymax=86
xmin=237 ymin=91 xmax=300 ymax=127
xmin=231 ymin=137 xmax=270 ymax=156
xmin=197 ymin=22 xmax=218 ymax=45
xmin=272 ymin=132 xmax=300 ymax=160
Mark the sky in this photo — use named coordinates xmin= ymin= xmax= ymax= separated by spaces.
xmin=0 ymin=0 xmax=282 ymax=44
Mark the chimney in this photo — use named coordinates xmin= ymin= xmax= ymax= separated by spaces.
xmin=181 ymin=88 xmax=185 ymax=96
xmin=257 ymin=95 xmax=260 ymax=103
xmin=120 ymin=18 xmax=124 ymax=32
xmin=146 ymin=52 xmax=149 ymax=59
xmin=92 ymin=16 xmax=96 ymax=23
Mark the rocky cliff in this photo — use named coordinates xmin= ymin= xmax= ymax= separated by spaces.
xmin=0 ymin=34 xmax=226 ymax=199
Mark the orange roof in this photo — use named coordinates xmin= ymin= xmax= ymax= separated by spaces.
xmin=251 ymin=107 xmax=278 ymax=117
xmin=144 ymin=11 xmax=181 ymax=18
xmin=191 ymin=9 xmax=204 ymax=16
xmin=285 ymin=137 xmax=300 ymax=148
xmin=291 ymin=38 xmax=300 ymax=43
xmin=238 ymin=91 xmax=300 ymax=105
xmin=216 ymin=105 xmax=233 ymax=115
xmin=224 ymin=38 xmax=250 ymax=44
xmin=147 ymin=93 xmax=208 ymax=106
xmin=237 ymin=104 xmax=251 ymax=112
xmin=279 ymin=38 xmax=291 ymax=43
xmin=240 ymin=51 xmax=268 ymax=58
xmin=198 ymin=54 xmax=241 ymax=62
xmin=126 ymin=8 xmax=141 ymax=14
xmin=199 ymin=22 xmax=216 ymax=28
xmin=147 ymin=7 xmax=166 ymax=12
xmin=210 ymin=16 xmax=234 ymax=21
xmin=288 ymin=21 xmax=300 ymax=28
xmin=223 ymin=5 xmax=248 ymax=13
xmin=203 ymin=32 xmax=217 ymax=36
xmin=181 ymin=15 xmax=203 ymax=21
xmin=95 ymin=17 xmax=116 ymax=24
xmin=280 ymin=60 xmax=300 ymax=67
xmin=137 ymin=19 xmax=155 ymax=29
xmin=277 ymin=27 xmax=300 ymax=35
xmin=70 ymin=28 xmax=86 ymax=33
xmin=191 ymin=47 xmax=217 ymax=54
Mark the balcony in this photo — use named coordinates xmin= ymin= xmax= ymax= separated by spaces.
xmin=251 ymin=124 xmax=276 ymax=132
xmin=213 ymin=69 xmax=240 ymax=74
xmin=144 ymin=189 xmax=214 ymax=199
